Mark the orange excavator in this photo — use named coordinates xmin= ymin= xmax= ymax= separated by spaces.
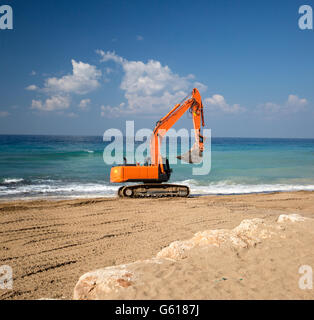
xmin=110 ymin=88 xmax=205 ymax=198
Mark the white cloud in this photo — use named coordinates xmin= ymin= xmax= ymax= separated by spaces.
xmin=258 ymin=94 xmax=308 ymax=114
xmin=30 ymin=70 xmax=36 ymax=76
xmin=43 ymin=60 xmax=101 ymax=95
xmin=79 ymin=98 xmax=91 ymax=110
xmin=0 ymin=111 xmax=10 ymax=117
xmin=96 ymin=50 xmax=207 ymax=117
xmin=194 ymin=81 xmax=208 ymax=93
xmin=204 ymin=94 xmax=245 ymax=114
xmin=286 ymin=94 xmax=307 ymax=110
xmin=101 ymin=103 xmax=126 ymax=118
xmin=66 ymin=112 xmax=78 ymax=118
xmin=26 ymin=85 xmax=38 ymax=91
xmin=136 ymin=35 xmax=144 ymax=41
xmin=31 ymin=95 xmax=71 ymax=112
xmin=28 ymin=60 xmax=102 ymax=116
xmin=97 ymin=50 xmax=125 ymax=65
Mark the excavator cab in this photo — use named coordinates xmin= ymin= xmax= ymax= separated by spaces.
xmin=110 ymin=157 xmax=172 ymax=184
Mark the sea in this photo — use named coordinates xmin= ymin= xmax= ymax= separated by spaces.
xmin=1 ymin=135 xmax=314 ymax=200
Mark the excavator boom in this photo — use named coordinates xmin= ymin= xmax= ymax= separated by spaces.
xmin=110 ymin=88 xmax=205 ymax=198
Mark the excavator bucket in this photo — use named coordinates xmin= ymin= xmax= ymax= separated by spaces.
xmin=177 ymin=142 xmax=203 ymax=164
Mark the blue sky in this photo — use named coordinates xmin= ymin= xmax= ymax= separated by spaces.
xmin=0 ymin=0 xmax=314 ymax=137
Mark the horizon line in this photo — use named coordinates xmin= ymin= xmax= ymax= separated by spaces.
xmin=0 ymin=133 xmax=314 ymax=140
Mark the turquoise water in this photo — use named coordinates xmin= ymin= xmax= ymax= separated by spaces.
xmin=1 ymin=135 xmax=314 ymax=199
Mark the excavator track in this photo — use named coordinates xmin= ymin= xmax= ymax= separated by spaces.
xmin=118 ymin=184 xmax=190 ymax=198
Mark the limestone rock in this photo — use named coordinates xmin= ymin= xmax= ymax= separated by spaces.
xmin=277 ymin=213 xmax=308 ymax=223
xmin=73 ymin=258 xmax=164 ymax=300
xmin=157 ymin=218 xmax=278 ymax=260
xmin=156 ymin=240 xmax=195 ymax=260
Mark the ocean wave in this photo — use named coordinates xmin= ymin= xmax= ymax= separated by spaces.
xmin=0 ymin=182 xmax=119 ymax=196
xmin=176 ymin=179 xmax=314 ymax=195
xmin=1 ymin=178 xmax=25 ymax=184
xmin=1 ymin=178 xmax=314 ymax=200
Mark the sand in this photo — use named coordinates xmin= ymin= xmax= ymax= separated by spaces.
xmin=1 ymin=191 xmax=314 ymax=300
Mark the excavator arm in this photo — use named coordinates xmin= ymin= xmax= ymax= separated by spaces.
xmin=150 ymin=88 xmax=205 ymax=170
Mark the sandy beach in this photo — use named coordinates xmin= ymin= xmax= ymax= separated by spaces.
xmin=1 ymin=191 xmax=314 ymax=300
